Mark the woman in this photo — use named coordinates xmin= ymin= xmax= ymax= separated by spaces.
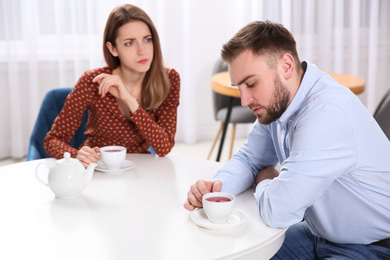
xmin=44 ymin=4 xmax=180 ymax=167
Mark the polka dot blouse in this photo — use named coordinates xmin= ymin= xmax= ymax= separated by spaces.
xmin=44 ymin=66 xmax=180 ymax=159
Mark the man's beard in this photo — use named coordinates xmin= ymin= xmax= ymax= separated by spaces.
xmin=255 ymin=74 xmax=290 ymax=125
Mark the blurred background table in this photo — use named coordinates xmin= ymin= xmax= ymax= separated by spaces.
xmin=211 ymin=71 xmax=365 ymax=97
xmin=211 ymin=71 xmax=365 ymax=161
xmin=0 ymin=154 xmax=286 ymax=260
xmin=326 ymin=71 xmax=365 ymax=95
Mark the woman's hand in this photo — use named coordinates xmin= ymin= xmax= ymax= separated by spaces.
xmin=93 ymin=73 xmax=128 ymax=99
xmin=93 ymin=73 xmax=139 ymax=113
xmin=76 ymin=146 xmax=100 ymax=168
xmin=183 ymin=180 xmax=222 ymax=211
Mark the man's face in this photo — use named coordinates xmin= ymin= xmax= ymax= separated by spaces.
xmin=229 ymin=50 xmax=291 ymax=124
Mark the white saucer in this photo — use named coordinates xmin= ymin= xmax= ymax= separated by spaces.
xmin=191 ymin=208 xmax=246 ymax=229
xmin=95 ymin=160 xmax=135 ymax=173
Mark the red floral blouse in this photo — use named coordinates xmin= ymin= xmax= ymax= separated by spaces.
xmin=44 ymin=67 xmax=180 ymax=159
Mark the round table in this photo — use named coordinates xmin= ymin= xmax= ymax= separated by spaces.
xmin=0 ymin=154 xmax=286 ymax=260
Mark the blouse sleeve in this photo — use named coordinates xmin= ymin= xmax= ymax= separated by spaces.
xmin=129 ymin=68 xmax=180 ymax=156
xmin=43 ymin=72 xmax=92 ymax=159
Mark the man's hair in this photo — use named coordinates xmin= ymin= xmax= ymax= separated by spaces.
xmin=221 ymin=21 xmax=301 ymax=72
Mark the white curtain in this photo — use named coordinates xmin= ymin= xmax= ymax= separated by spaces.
xmin=1 ymin=0 xmax=389 ymax=159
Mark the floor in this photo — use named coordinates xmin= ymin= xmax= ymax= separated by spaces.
xmin=0 ymin=138 xmax=247 ymax=167
xmin=0 ymin=157 xmax=26 ymax=167
xmin=170 ymin=137 xmax=247 ymax=163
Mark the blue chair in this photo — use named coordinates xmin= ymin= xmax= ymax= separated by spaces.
xmin=26 ymin=88 xmax=88 ymax=161
xmin=27 ymin=88 xmax=156 ymax=160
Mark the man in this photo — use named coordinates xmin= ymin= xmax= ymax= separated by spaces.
xmin=184 ymin=21 xmax=390 ymax=259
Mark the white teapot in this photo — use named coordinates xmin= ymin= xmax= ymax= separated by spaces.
xmin=35 ymin=152 xmax=97 ymax=199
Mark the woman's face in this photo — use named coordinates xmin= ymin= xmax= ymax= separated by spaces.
xmin=107 ymin=20 xmax=154 ymax=74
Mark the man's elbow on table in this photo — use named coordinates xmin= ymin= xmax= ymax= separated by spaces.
xmin=255 ymin=186 xmax=302 ymax=229
xmin=259 ymin=208 xmax=301 ymax=229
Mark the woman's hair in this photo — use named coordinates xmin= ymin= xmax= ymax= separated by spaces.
xmin=221 ymin=21 xmax=301 ymax=73
xmin=103 ymin=4 xmax=170 ymax=110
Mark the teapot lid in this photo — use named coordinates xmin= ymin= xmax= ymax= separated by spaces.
xmin=57 ymin=152 xmax=83 ymax=168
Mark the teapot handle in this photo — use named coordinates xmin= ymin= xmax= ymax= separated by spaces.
xmin=35 ymin=162 xmax=50 ymax=187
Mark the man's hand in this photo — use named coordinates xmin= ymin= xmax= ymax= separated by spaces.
xmin=183 ymin=180 xmax=222 ymax=211
xmin=255 ymin=166 xmax=279 ymax=185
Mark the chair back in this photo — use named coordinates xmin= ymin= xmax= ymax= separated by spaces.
xmin=26 ymin=88 xmax=88 ymax=160
xmin=212 ymin=60 xmax=242 ymax=121
xmin=374 ymin=89 xmax=390 ymax=140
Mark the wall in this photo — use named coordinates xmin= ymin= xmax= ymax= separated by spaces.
xmin=1 ymin=0 xmax=389 ymax=158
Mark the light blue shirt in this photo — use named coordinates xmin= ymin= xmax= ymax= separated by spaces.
xmin=214 ymin=61 xmax=390 ymax=244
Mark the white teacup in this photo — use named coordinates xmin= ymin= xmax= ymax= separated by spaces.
xmin=202 ymin=192 xmax=235 ymax=224
xmin=100 ymin=146 xmax=126 ymax=170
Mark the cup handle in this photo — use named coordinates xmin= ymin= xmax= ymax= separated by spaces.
xmin=35 ymin=162 xmax=50 ymax=187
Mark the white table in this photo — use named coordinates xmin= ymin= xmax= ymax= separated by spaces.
xmin=0 ymin=154 xmax=286 ymax=260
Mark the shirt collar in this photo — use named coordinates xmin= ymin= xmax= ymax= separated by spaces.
xmin=277 ymin=61 xmax=320 ymax=124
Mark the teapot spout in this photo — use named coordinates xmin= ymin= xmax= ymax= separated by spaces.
xmin=85 ymin=162 xmax=97 ymax=185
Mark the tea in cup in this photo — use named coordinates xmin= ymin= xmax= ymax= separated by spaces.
xmin=202 ymin=192 xmax=235 ymax=224
xmin=100 ymin=146 xmax=126 ymax=170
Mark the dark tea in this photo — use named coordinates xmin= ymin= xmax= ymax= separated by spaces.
xmin=105 ymin=149 xmax=122 ymax=152
xmin=206 ymin=196 xmax=232 ymax=203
